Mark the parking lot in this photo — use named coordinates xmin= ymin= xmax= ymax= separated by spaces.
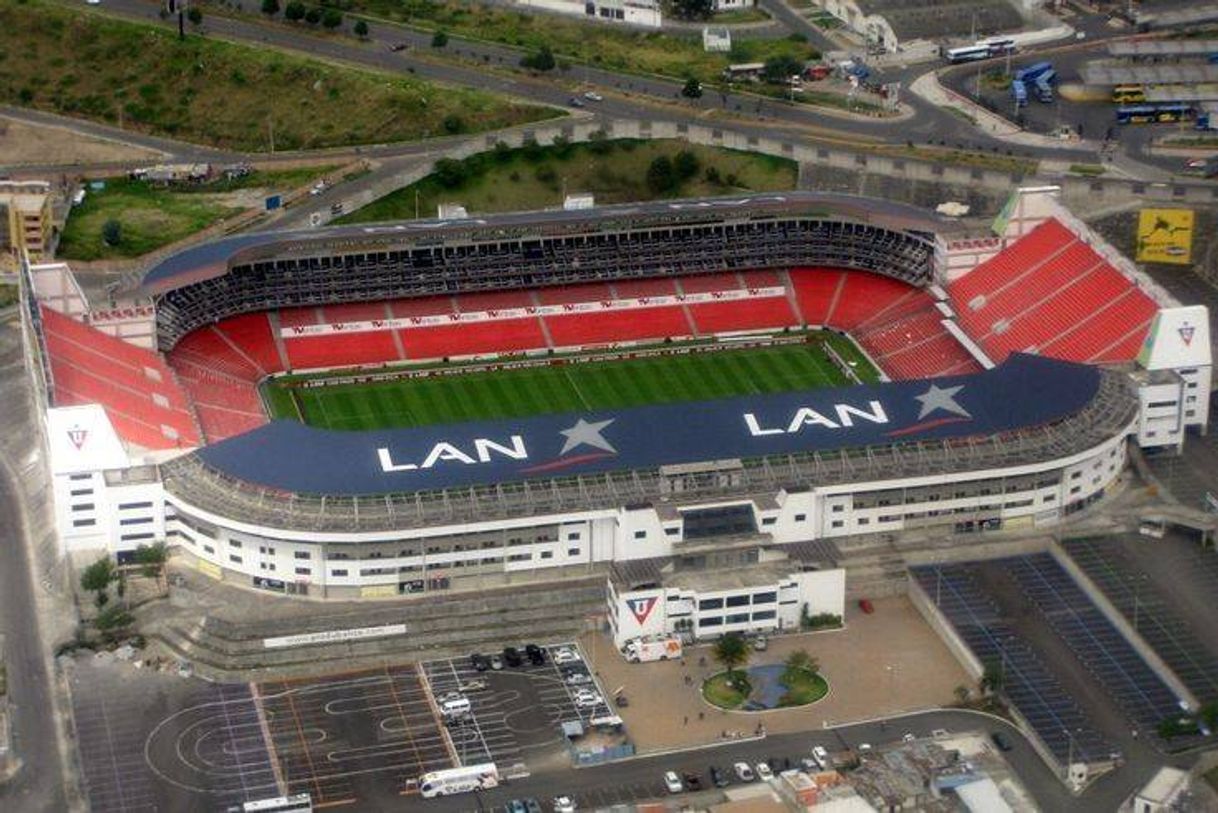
xmin=422 ymin=640 xmax=619 ymax=772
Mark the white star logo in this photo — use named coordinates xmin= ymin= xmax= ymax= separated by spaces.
xmin=558 ymin=418 xmax=617 ymax=456
xmin=914 ymin=384 xmax=971 ymax=420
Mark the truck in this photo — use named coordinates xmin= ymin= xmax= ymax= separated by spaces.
xmin=1033 ymin=68 xmax=1056 ymax=103
xmin=1011 ymin=79 xmax=1028 ymax=108
xmin=1014 ymin=61 xmax=1052 ymax=84
xmin=418 ymin=763 xmax=499 ymax=798
xmin=623 ymin=637 xmax=682 ymax=663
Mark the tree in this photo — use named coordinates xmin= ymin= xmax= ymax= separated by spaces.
xmin=712 ymin=632 xmax=749 ymax=682
xmin=353 ymin=19 xmax=369 ymax=38
xmin=93 ymin=604 xmax=134 ymax=639
xmin=520 ymin=46 xmax=556 ymax=72
xmin=783 ymin=648 xmax=818 ymax=676
xmin=681 ymin=77 xmax=703 ymax=99
xmin=587 ymin=128 xmax=613 ymax=156
xmin=762 ymin=54 xmax=804 ymax=85
xmin=674 ymin=149 xmax=700 ymax=181
xmin=284 ymin=1 xmax=306 ymax=21
xmin=433 ymin=157 xmax=469 ymax=188
xmin=953 ymin=684 xmax=971 ymax=705
xmin=431 ymin=30 xmax=448 ymax=48
xmin=979 ymin=658 xmax=1005 ymax=696
xmin=187 ymin=6 xmax=203 ymax=25
xmin=101 ymin=219 xmax=122 ymax=247
xmin=134 ymin=542 xmax=168 ymax=581
xmin=260 ymin=0 xmax=280 ymax=16
xmin=645 ymin=155 xmax=677 ymax=194
xmin=672 ymin=0 xmax=713 ymax=20
xmin=321 ymin=8 xmax=342 ymax=28
xmin=304 ymin=7 xmax=322 ymax=24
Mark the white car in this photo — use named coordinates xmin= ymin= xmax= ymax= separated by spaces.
xmin=85 ymin=0 xmax=101 ymax=4
xmin=755 ymin=762 xmax=773 ymax=781
xmin=583 ymin=91 xmax=603 ymax=102
xmin=565 ymin=672 xmax=593 ymax=685
xmin=574 ymin=692 xmax=603 ymax=709
xmin=811 ymin=745 xmax=829 ymax=769
xmin=553 ymin=796 xmax=576 ymax=813
xmin=664 ymin=770 xmax=683 ymax=793
xmin=733 ymin=761 xmax=755 ymax=782
xmin=553 ymin=649 xmax=581 ymax=665
xmin=858 ymin=743 xmax=873 ymax=754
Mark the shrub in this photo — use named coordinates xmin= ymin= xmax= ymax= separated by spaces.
xmin=353 ymin=19 xmax=368 ymax=37
xmin=431 ymin=30 xmax=448 ymax=48
xmin=260 ymin=0 xmax=279 ymax=16
xmin=321 ymin=8 xmax=342 ymax=28
xmin=284 ymin=0 xmax=305 ymax=21
xmin=304 ymin=6 xmax=321 ymax=23
xmin=646 ymin=155 xmax=676 ymax=193
xmin=101 ymin=219 xmax=122 ymax=246
xmin=442 ymin=114 xmax=464 ymax=134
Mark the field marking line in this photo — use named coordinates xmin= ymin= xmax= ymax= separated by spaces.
xmin=282 ymin=684 xmax=327 ymax=804
xmin=399 ymin=664 xmax=446 ymax=772
xmin=251 ymin=682 xmax=288 ymax=796
xmin=561 ymin=367 xmax=593 ymax=411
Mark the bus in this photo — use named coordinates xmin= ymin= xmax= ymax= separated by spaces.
xmin=419 ymin=763 xmax=500 ymax=798
xmin=1116 ymin=103 xmax=1194 ymax=124
xmin=1112 ymin=84 xmax=1146 ymax=104
xmin=722 ymin=62 xmax=765 ymax=81
xmin=944 ymin=38 xmax=1016 ymax=64
xmin=227 ymin=795 xmax=313 ymax=813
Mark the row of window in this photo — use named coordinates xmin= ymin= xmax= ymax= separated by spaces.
xmin=697 ymin=591 xmax=776 ymax=612
xmin=699 ymin=609 xmax=777 ymax=628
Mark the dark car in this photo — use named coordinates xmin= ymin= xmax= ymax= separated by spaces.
xmin=682 ymin=771 xmax=701 ymax=790
xmin=388 ymin=42 xmax=408 ymax=52
xmin=503 ymin=646 xmax=524 ymax=667
xmin=506 ymin=801 xmax=527 ymax=813
xmin=709 ymin=765 xmax=729 ymax=788
xmin=524 ymin=801 xmax=543 ymax=813
xmin=525 ymin=644 xmax=546 ymax=665
xmin=470 ymin=653 xmax=490 ymax=672
xmin=991 ymin=731 xmax=1013 ymax=752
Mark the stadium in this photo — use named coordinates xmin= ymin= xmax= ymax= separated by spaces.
xmin=19 ymin=186 xmax=1210 ymax=625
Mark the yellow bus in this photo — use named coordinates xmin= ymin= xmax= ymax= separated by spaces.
xmin=1112 ymin=84 xmax=1145 ymax=104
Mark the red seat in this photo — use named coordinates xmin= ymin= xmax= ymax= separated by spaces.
xmin=789 ymin=268 xmax=846 ymax=325
xmin=688 ymin=298 xmax=796 ymax=334
xmin=399 ymin=318 xmax=548 ymax=359
xmin=214 ymin=313 xmax=285 ymax=374
xmin=284 ymin=331 xmax=401 ymax=370
xmin=545 ymin=306 xmax=692 ymax=346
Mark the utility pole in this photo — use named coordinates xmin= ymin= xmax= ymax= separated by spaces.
xmin=267 ymin=117 xmax=275 ymax=154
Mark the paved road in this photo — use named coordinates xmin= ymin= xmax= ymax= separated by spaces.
xmin=395 ymin=708 xmax=1167 ymax=812
xmin=0 ymin=458 xmax=66 ymax=813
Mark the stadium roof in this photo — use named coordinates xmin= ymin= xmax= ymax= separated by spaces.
xmin=1108 ymin=40 xmax=1218 ymax=58
xmin=1079 ymin=61 xmax=1218 ymax=86
xmin=136 ymin=192 xmax=957 ymax=295
xmin=194 ymin=354 xmax=1098 ymax=498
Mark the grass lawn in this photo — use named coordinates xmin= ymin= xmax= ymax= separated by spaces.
xmin=703 ymin=672 xmax=751 ymax=710
xmin=266 ymin=338 xmax=862 ymax=430
xmin=57 ymin=169 xmax=337 ymax=260
xmin=0 ymin=0 xmax=556 ymax=151
xmin=778 ymin=667 xmax=829 ymax=707
xmin=350 ymin=0 xmax=817 ymax=85
xmin=338 ymin=138 xmax=797 ymax=223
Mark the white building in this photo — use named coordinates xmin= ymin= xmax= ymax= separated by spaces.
xmin=515 ymin=0 xmax=662 ymax=28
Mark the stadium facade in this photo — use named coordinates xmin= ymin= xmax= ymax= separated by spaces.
xmin=19 ymin=188 xmax=1211 ymax=614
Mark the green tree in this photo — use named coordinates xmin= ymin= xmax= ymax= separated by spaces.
xmin=673 ymin=149 xmax=700 ymax=181
xmin=187 ymin=6 xmax=203 ymax=25
xmin=284 ymin=1 xmax=306 ymax=21
xmin=672 ymin=0 xmax=713 ymax=20
xmin=784 ymin=648 xmax=818 ymax=676
xmin=681 ymin=77 xmax=703 ymax=99
xmin=431 ymin=30 xmax=448 ymax=48
xmin=134 ymin=542 xmax=168 ymax=581
xmin=93 ymin=604 xmax=135 ymax=639
xmin=260 ymin=0 xmax=280 ymax=16
xmin=442 ymin=114 xmax=464 ymax=135
xmin=712 ymin=632 xmax=749 ymax=682
xmin=763 ymin=54 xmax=805 ymax=84
xmin=492 ymin=140 xmax=513 ymax=162
xmin=321 ymin=8 xmax=342 ymax=28
xmin=353 ymin=19 xmax=369 ymax=38
xmin=645 ymin=155 xmax=677 ymax=194
xmin=980 ymin=658 xmax=1005 ymax=696
xmin=433 ymin=158 xmax=469 ymax=188
xmin=304 ymin=7 xmax=322 ymax=24
xmin=81 ymin=557 xmax=117 ymax=593
xmin=586 ymin=129 xmax=613 ymax=156
xmin=521 ymin=46 xmax=556 ymax=72
xmin=101 ymin=219 xmax=122 ymax=247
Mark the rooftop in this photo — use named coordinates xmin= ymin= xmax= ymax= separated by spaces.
xmin=854 ymin=0 xmax=1023 ymax=41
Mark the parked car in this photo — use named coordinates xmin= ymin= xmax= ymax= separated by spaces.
xmin=992 ymin=731 xmax=1013 ymax=752
xmin=388 ymin=42 xmax=408 ymax=51
xmin=682 ymin=771 xmax=701 ymax=789
xmin=858 ymin=598 xmax=875 ymax=614
xmin=574 ymin=692 xmax=603 ymax=709
xmin=525 ymin=644 xmax=546 ymax=665
xmin=552 ymin=648 xmax=581 ymax=665
xmin=565 ymin=672 xmax=593 ymax=686
xmin=709 ymin=765 xmax=729 ymax=787
xmin=583 ymin=91 xmax=603 ymax=102
xmin=507 ymin=800 xmax=527 ymax=813
xmin=459 ymin=679 xmax=487 ymax=692
xmin=503 ymin=647 xmax=524 ymax=667
xmin=755 ymin=762 xmax=773 ymax=780
xmin=811 ymin=745 xmax=830 ymax=769
xmin=470 ymin=653 xmax=490 ymax=672
xmin=525 ymin=800 xmax=543 ymax=813
xmin=734 ymin=762 xmax=755 ymax=782
xmin=568 ymin=97 xmax=586 ymax=108
xmin=553 ymin=796 xmax=576 ymax=813
xmin=664 ymin=770 xmax=683 ymax=793
xmin=800 ymin=756 xmax=819 ymax=772
xmin=858 ymin=743 xmax=873 ymax=754
xmin=752 ymin=635 xmax=768 ymax=651
xmin=490 ymin=654 xmax=504 ymax=670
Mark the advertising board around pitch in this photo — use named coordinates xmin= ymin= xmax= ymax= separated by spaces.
xmin=1136 ymin=208 xmax=1195 ymax=265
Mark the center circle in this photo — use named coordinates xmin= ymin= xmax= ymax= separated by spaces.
xmin=702 ymin=665 xmax=829 ymax=711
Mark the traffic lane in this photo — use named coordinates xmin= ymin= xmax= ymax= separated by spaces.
xmin=0 ymin=458 xmax=67 ymax=812
xmin=409 ymin=709 xmax=1133 ymax=812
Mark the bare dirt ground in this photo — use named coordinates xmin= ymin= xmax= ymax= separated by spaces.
xmin=0 ymin=116 xmax=163 ymax=167
xmin=582 ymin=595 xmax=971 ymax=751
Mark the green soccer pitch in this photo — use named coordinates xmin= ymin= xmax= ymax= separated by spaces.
xmin=261 ymin=334 xmax=879 ymax=432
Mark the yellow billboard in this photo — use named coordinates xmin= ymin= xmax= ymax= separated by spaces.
xmin=1136 ymin=209 xmax=1194 ymax=265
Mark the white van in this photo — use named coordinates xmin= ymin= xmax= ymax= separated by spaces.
xmin=440 ymin=696 xmax=471 ymax=718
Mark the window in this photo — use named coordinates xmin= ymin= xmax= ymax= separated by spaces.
xmin=230 ymin=555 xmax=243 ymax=564
xmin=72 ymin=518 xmax=96 ymax=528
xmin=295 ymin=566 xmax=311 ymax=576
xmin=633 ymin=530 xmax=647 ymax=540
xmin=727 ymin=613 xmax=750 ymax=624
xmin=204 ymin=545 xmax=215 ymax=554
xmin=831 ymin=504 xmax=844 ymax=513
xmin=700 ymin=617 xmax=722 ymax=628
xmin=70 ymin=489 xmax=92 ymax=496
xmin=71 ymin=503 xmax=95 ymax=512
xmin=121 ymin=532 xmax=155 ymax=542
xmin=120 ymin=517 xmax=152 ymax=526
xmin=794 ymin=513 xmax=807 ymax=522
xmin=831 ymin=520 xmax=844 ymax=529
xmin=761 ymin=517 xmax=776 ymax=526
xmin=118 ymin=501 xmax=153 ymax=510
xmin=568 ymin=548 xmax=580 ymax=556
xmin=753 ymin=610 xmax=777 ymax=621
xmin=294 ymin=551 xmax=311 ymax=560
xmin=858 ymin=518 xmax=870 ymax=526
xmin=726 ymin=594 xmax=750 ymax=608
xmin=665 ymin=527 xmax=680 ymax=536
xmin=508 ymin=553 xmax=530 ymax=562
xmin=752 ymin=591 xmax=776 ymax=604
xmin=540 ymin=551 xmax=553 ymax=559
xmin=69 ymin=473 xmax=92 ymax=481
xmin=699 ymin=598 xmax=723 ymax=611
xmin=566 ymin=531 xmax=580 ymax=541
xmin=229 ymin=539 xmax=242 ymax=548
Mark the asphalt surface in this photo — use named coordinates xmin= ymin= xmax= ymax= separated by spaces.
xmin=0 ymin=460 xmax=66 ymax=813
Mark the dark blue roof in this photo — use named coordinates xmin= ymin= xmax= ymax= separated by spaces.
xmin=195 ymin=354 xmax=1100 ymax=497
